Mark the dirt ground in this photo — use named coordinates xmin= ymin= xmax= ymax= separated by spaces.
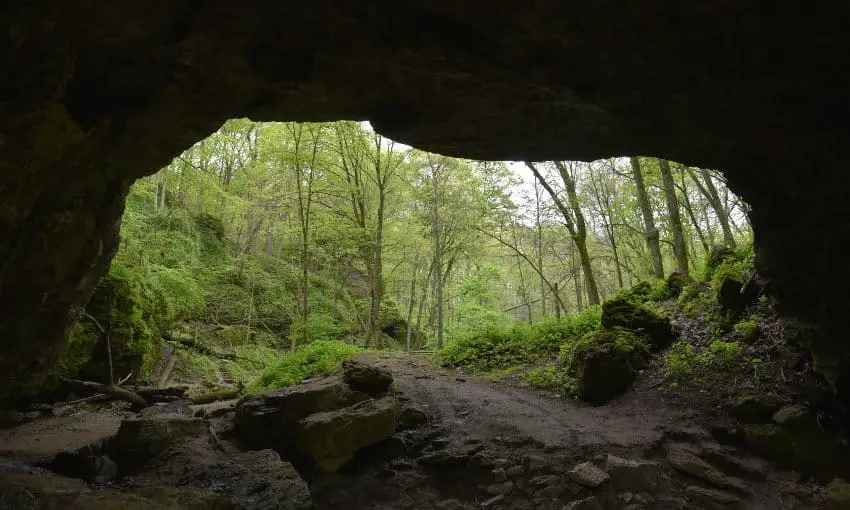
xmin=0 ymin=352 xmax=828 ymax=509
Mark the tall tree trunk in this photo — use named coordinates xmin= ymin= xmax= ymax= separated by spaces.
xmin=688 ymin=168 xmax=737 ymax=249
xmin=159 ymin=171 xmax=168 ymax=209
xmin=432 ymin=169 xmax=444 ymax=349
xmin=553 ymin=283 xmax=562 ymax=319
xmin=658 ymin=159 xmax=689 ymax=275
xmin=676 ymin=168 xmax=711 ymax=257
xmin=534 ymin=180 xmax=547 ymax=318
xmin=525 ymin=161 xmax=600 ymax=306
xmin=405 ymin=267 xmax=417 ymax=351
xmin=152 ymin=173 xmax=160 ymax=210
xmin=630 ymin=157 xmax=664 ymax=278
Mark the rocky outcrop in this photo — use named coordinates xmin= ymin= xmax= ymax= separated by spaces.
xmin=107 ymin=414 xmax=208 ymax=469
xmin=1 ymin=2 xmax=850 ymax=404
xmin=295 ymin=396 xmax=400 ymax=472
xmin=342 ymin=359 xmax=394 ymax=397
xmin=601 ymin=297 xmax=674 ymax=351
xmin=565 ymin=328 xmax=650 ymax=404
xmin=234 ymin=376 xmax=368 ymax=452
xmin=741 ymin=404 xmax=849 ymax=481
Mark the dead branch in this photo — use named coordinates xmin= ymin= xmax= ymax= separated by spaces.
xmin=59 ymin=377 xmax=148 ymax=409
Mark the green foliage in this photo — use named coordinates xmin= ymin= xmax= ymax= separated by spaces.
xmin=709 ymin=245 xmax=755 ymax=293
xmin=250 ymin=340 xmax=363 ymax=392
xmin=50 ymin=322 xmax=99 ymax=380
xmin=677 ymin=282 xmax=715 ymax=317
xmin=439 ymin=307 xmax=601 ymax=371
xmin=560 ymin=327 xmax=650 ymax=369
xmin=524 ymin=365 xmax=578 ymax=394
xmin=176 ymin=348 xmax=219 ymax=386
xmin=224 ymin=344 xmax=280 ymax=387
xmin=662 ymin=339 xmax=742 ymax=380
xmin=733 ymin=318 xmax=760 ymax=343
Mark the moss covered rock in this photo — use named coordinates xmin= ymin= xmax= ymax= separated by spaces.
xmin=294 ymin=396 xmax=400 ymax=472
xmin=705 ymin=246 xmax=738 ymax=279
xmin=827 ymin=478 xmax=850 ymax=510
xmin=564 ymin=328 xmax=650 ymax=404
xmin=601 ymin=297 xmax=674 ymax=351
xmin=665 ymin=271 xmax=691 ymax=298
xmin=108 ymin=415 xmax=208 ymax=468
xmin=742 ymin=405 xmax=848 ymax=481
xmin=235 ymin=376 xmax=368 ymax=452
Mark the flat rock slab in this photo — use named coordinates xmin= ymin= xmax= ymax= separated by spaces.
xmin=0 ymin=410 xmax=124 ymax=465
xmin=235 ymin=376 xmax=367 ymax=450
xmin=667 ymin=447 xmax=747 ymax=493
xmin=567 ymin=461 xmax=610 ymax=488
xmin=685 ymin=485 xmax=743 ymax=509
xmin=604 ymin=454 xmax=661 ymax=493
xmin=108 ymin=416 xmax=208 ymax=467
xmin=295 ymin=396 xmax=400 ymax=472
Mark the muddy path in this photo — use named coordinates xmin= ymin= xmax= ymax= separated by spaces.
xmin=0 ymin=353 xmax=827 ymax=509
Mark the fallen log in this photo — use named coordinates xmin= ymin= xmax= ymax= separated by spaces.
xmin=59 ymin=377 xmax=148 ymax=409
xmin=190 ymin=387 xmax=241 ymax=405
xmin=167 ymin=339 xmax=237 ymax=360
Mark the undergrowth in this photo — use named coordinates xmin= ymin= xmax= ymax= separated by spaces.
xmin=249 ymin=340 xmax=364 ymax=392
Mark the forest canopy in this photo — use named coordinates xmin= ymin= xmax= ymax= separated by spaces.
xmin=56 ymin=119 xmax=751 ymax=394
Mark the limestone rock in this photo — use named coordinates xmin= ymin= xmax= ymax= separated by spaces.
xmin=665 ymin=271 xmax=691 ymax=298
xmin=567 ymin=328 xmax=650 ymax=404
xmin=295 ymin=396 xmax=400 ymax=472
xmin=731 ymin=395 xmax=781 ymax=424
xmin=685 ymin=486 xmax=743 ymax=509
xmin=505 ymin=465 xmax=525 ymax=478
xmin=130 ymin=486 xmax=234 ymax=509
xmin=828 ymin=478 xmax=850 ymax=510
xmin=567 ymin=461 xmax=610 ymax=488
xmin=234 ymin=376 xmax=367 ymax=451
xmin=742 ymin=406 xmax=847 ymax=481
xmin=666 ymin=448 xmax=746 ymax=493
xmin=397 ymin=405 xmax=429 ymax=430
xmin=484 ymin=480 xmax=514 ymax=496
xmin=492 ymin=468 xmax=508 ymax=482
xmin=717 ymin=278 xmax=748 ymax=314
xmin=601 ymin=296 xmax=674 ymax=351
xmin=342 ymin=359 xmax=394 ymax=396
xmin=137 ymin=438 xmax=312 ymax=510
xmin=604 ymin=454 xmax=661 ymax=493
xmin=564 ymin=496 xmax=605 ymax=510
xmin=108 ymin=415 xmax=207 ymax=468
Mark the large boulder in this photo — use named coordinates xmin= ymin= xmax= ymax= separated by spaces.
xmin=601 ymin=297 xmax=674 ymax=351
xmin=295 ymin=396 xmax=400 ymax=472
xmin=342 ymin=359 xmax=394 ymax=396
xmin=135 ymin=437 xmax=312 ymax=510
xmin=107 ymin=414 xmax=208 ymax=469
xmin=235 ymin=376 xmax=368 ymax=452
xmin=742 ymin=405 xmax=848 ymax=481
xmin=564 ymin=328 xmax=650 ymax=404
xmin=665 ymin=271 xmax=691 ymax=298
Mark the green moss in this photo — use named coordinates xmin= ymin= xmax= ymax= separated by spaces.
xmin=601 ymin=296 xmax=674 ymax=350
xmin=523 ymin=365 xmax=578 ymax=394
xmin=249 ymin=340 xmax=364 ymax=392
xmin=561 ymin=328 xmax=651 ymax=403
xmin=733 ymin=319 xmax=760 ymax=343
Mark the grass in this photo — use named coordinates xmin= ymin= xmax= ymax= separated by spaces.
xmin=249 ymin=340 xmax=364 ymax=393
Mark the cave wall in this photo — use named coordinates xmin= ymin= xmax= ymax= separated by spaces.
xmin=1 ymin=2 xmax=848 ymax=401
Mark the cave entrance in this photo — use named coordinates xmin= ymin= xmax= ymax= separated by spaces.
xmin=49 ymin=118 xmax=751 ymax=402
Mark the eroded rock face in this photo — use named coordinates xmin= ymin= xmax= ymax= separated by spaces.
xmin=1 ymin=3 xmax=849 ymax=401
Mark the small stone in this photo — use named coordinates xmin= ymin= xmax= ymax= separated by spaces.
xmin=455 ymin=377 xmax=466 ymax=382
xmin=772 ymin=405 xmax=810 ymax=428
xmin=605 ymin=454 xmax=661 ymax=493
xmin=778 ymin=480 xmax=814 ymax=501
xmin=470 ymin=452 xmax=494 ymax=468
xmin=564 ymin=496 xmax=604 ymax=510
xmin=492 ymin=468 xmax=508 ymax=482
xmin=827 ymin=478 xmax=850 ymax=509
xmin=493 ymin=458 xmax=511 ymax=469
xmin=480 ymin=494 xmax=504 ymax=508
xmin=540 ymin=485 xmax=563 ymax=498
xmin=505 ymin=465 xmax=525 ymax=478
xmin=685 ymin=486 xmax=742 ymax=509
xmin=108 ymin=415 xmax=208 ymax=467
xmin=523 ymin=454 xmax=547 ymax=472
xmin=666 ymin=447 xmax=746 ymax=493
xmin=620 ymin=491 xmax=634 ymax=503
xmin=567 ymin=462 xmax=610 ymax=488
xmin=530 ymin=474 xmax=562 ymax=487
xmin=485 ymin=481 xmax=514 ymax=496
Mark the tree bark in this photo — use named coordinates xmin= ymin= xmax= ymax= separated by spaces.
xmin=630 ymin=157 xmax=664 ymax=278
xmin=431 ymin=163 xmax=444 ymax=349
xmin=525 ymin=161 xmax=600 ymax=305
xmin=688 ymin=168 xmax=737 ymax=249
xmin=658 ymin=159 xmax=689 ymax=275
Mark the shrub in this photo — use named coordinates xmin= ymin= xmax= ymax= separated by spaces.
xmin=524 ymin=365 xmax=578 ymax=394
xmin=250 ymin=340 xmax=363 ymax=392
xmin=678 ymin=282 xmax=714 ymax=317
xmin=733 ymin=319 xmax=760 ymax=343
xmin=176 ymin=349 xmax=219 ymax=386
